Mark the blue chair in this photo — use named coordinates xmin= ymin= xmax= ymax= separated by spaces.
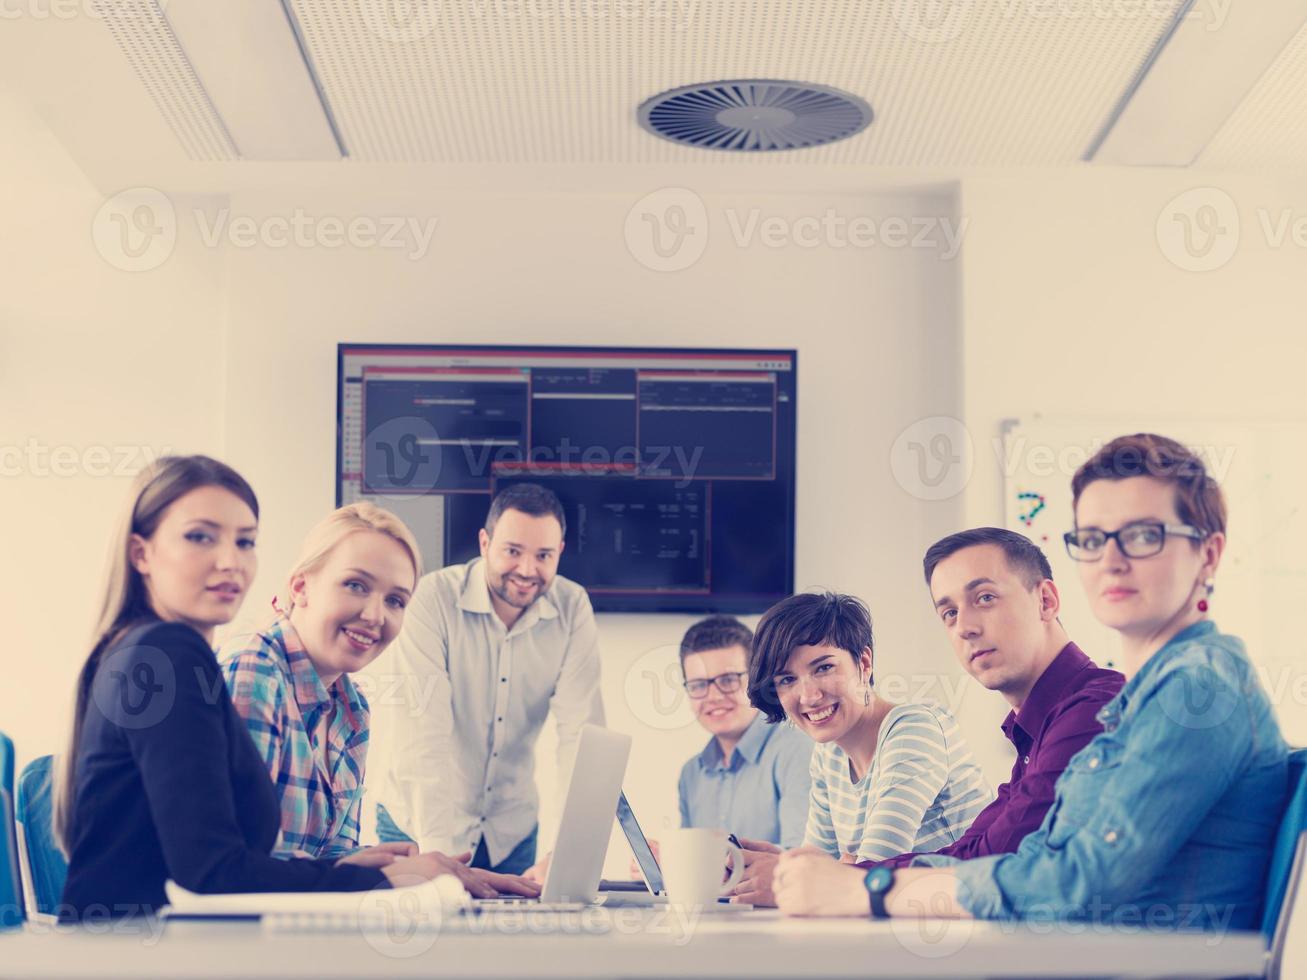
xmin=1262 ymin=747 xmax=1307 ymax=979
xmin=1 ymin=788 xmax=24 ymax=929
xmin=0 ymin=731 xmax=14 ymax=800
xmin=15 ymin=755 xmax=67 ymax=917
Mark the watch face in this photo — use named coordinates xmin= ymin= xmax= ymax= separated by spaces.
xmin=866 ymin=867 xmax=893 ymax=893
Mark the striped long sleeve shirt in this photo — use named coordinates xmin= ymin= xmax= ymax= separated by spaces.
xmin=804 ymin=701 xmax=993 ymax=863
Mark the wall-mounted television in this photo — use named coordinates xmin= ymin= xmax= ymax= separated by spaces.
xmin=337 ymin=344 xmax=796 ymax=613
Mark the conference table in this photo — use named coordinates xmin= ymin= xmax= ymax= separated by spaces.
xmin=0 ymin=906 xmax=1268 ymax=979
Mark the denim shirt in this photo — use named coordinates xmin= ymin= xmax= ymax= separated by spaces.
xmin=954 ymin=621 xmax=1288 ymax=930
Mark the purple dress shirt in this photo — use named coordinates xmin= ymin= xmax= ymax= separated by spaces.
xmin=867 ymin=643 xmax=1124 ymax=870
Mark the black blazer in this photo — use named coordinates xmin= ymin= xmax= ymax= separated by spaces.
xmin=60 ymin=619 xmax=386 ymax=918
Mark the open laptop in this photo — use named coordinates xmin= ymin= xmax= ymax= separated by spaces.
xmin=474 ymin=724 xmax=631 ymax=909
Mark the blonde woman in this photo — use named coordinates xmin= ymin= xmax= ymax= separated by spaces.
xmin=218 ymin=504 xmax=537 ymax=898
xmin=57 ymin=457 xmax=526 ymax=920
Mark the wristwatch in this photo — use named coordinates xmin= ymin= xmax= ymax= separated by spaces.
xmin=864 ymin=866 xmax=895 ymax=919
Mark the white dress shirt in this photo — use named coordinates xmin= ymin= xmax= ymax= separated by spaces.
xmin=371 ymin=557 xmax=605 ymax=864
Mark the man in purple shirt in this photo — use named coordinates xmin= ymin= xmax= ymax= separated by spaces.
xmin=866 ymin=527 xmax=1123 ymax=871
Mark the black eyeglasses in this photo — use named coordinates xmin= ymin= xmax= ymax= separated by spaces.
xmin=1064 ymin=521 xmax=1207 ymax=562
xmin=683 ymin=671 xmax=748 ymax=699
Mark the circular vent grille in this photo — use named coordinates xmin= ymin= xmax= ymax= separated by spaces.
xmin=638 ymin=80 xmax=873 ymax=152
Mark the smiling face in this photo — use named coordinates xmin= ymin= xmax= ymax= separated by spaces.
xmin=929 ymin=543 xmax=1059 ymax=703
xmin=773 ymin=643 xmax=872 ymax=744
xmin=288 ymin=530 xmax=416 ymax=686
xmin=1074 ymin=475 xmax=1223 ymax=645
xmin=479 ymin=507 xmax=564 ymax=615
xmin=683 ymin=644 xmax=758 ymax=741
xmin=129 ymin=485 xmax=258 ymax=641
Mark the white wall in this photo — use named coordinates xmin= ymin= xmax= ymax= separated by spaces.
xmin=958 ymin=169 xmax=1307 ymax=755
xmin=0 ymin=87 xmax=227 ymax=775
xmin=11 ymin=94 xmax=1304 ymax=870
xmin=214 ymin=186 xmax=966 ymax=855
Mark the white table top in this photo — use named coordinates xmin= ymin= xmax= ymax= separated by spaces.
xmin=0 ymin=907 xmax=1269 ymax=979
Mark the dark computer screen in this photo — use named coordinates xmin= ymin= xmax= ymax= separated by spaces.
xmin=336 ymin=344 xmax=796 ymax=613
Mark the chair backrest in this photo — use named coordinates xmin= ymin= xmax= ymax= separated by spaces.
xmin=0 ymin=731 xmax=14 ymax=800
xmin=15 ymin=755 xmax=68 ymax=917
xmin=1 ymin=788 xmax=25 ymax=929
xmin=1263 ymin=748 xmax=1307 ymax=940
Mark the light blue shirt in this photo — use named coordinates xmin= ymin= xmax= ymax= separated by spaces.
xmin=677 ymin=714 xmax=812 ymax=847
xmin=955 ymin=621 xmax=1289 ymax=930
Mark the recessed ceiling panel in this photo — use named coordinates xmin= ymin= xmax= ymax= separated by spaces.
xmin=285 ymin=0 xmax=1186 ymax=165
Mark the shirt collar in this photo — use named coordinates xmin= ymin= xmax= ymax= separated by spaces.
xmin=697 ymin=713 xmax=769 ymax=769
xmin=1005 ymin=642 xmax=1093 ymax=743
xmin=458 ymin=557 xmax=560 ymax=629
xmin=264 ymin=614 xmax=366 ymax=721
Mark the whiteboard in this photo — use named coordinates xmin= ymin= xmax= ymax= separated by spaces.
xmin=1001 ymin=417 xmax=1307 ymax=746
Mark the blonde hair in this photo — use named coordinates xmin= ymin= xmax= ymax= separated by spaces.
xmin=54 ymin=455 xmax=259 ymax=854
xmin=284 ymin=502 xmax=422 ymax=608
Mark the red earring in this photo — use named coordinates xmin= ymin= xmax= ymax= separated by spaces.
xmin=1198 ymin=578 xmax=1214 ymax=613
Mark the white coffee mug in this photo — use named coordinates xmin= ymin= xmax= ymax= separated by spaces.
xmin=660 ymin=828 xmax=743 ymax=906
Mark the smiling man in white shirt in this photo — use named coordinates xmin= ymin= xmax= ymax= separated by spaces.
xmin=371 ymin=483 xmax=605 ymax=877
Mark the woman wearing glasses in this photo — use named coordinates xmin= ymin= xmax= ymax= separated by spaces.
xmin=775 ymin=433 xmax=1289 ymax=930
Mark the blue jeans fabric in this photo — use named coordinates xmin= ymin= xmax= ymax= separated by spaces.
xmin=375 ymin=804 xmax=538 ymax=876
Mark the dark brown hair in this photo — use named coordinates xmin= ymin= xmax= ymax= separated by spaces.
xmin=1071 ymin=433 xmax=1226 ymax=536
xmin=747 ymin=592 xmax=873 ymax=724
xmin=678 ymin=615 xmax=753 ymax=672
xmin=485 ymin=482 xmax=567 ymax=538
xmin=923 ymin=527 xmax=1053 ymax=589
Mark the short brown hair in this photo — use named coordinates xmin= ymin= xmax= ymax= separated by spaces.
xmin=1071 ymin=433 xmax=1227 ymax=536
xmin=485 ymin=483 xmax=567 ymax=538
xmin=679 ymin=615 xmax=753 ymax=666
xmin=923 ymin=527 xmax=1052 ymax=590
xmin=747 ymin=592 xmax=873 ymax=724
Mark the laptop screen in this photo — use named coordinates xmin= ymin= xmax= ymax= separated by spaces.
xmin=616 ymin=792 xmax=664 ymax=895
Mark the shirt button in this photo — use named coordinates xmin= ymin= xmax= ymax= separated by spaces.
xmin=480 ymin=816 xmax=486 ymax=822
xmin=1023 ymin=756 xmax=1030 ymax=765
xmin=501 ymin=678 xmax=507 ymax=683
xmin=1104 ymin=830 xmax=1119 ymax=844
xmin=1088 ymin=757 xmax=1100 ymax=769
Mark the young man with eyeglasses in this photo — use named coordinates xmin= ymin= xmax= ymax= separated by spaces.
xmin=676 ymin=616 xmax=812 ymax=851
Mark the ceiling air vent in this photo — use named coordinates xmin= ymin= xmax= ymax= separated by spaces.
xmin=637 ymin=80 xmax=873 ymax=152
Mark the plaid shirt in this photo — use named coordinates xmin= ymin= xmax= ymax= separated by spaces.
xmin=219 ymin=612 xmax=370 ymax=860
